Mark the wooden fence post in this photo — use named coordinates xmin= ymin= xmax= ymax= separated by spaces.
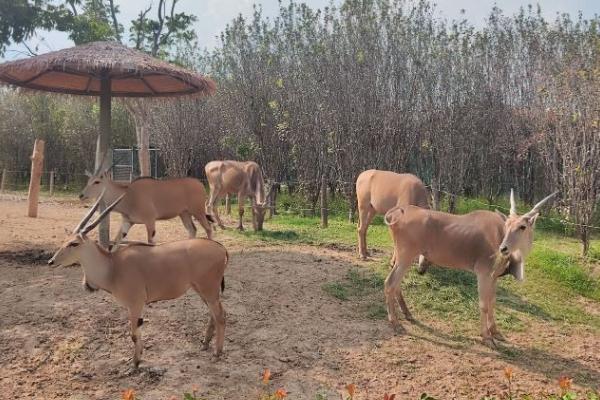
xmin=0 ymin=169 xmax=6 ymax=193
xmin=225 ymin=194 xmax=231 ymax=215
xmin=321 ymin=174 xmax=328 ymax=228
xmin=27 ymin=139 xmax=45 ymax=217
xmin=49 ymin=170 xmax=55 ymax=196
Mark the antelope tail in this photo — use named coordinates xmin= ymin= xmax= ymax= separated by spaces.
xmin=384 ymin=206 xmax=405 ymax=226
xmin=206 ymin=214 xmax=216 ymax=223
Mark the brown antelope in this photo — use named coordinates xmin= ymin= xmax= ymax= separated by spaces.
xmin=356 ymin=169 xmax=430 ymax=269
xmin=205 ymin=160 xmax=269 ymax=231
xmin=80 ymin=163 xmax=213 ymax=245
xmin=383 ymin=189 xmax=558 ymax=346
xmin=48 ymin=194 xmax=228 ymax=368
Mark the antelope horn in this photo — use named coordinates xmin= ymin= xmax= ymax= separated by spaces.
xmin=524 ymin=191 xmax=559 ymax=218
xmin=93 ymin=151 xmax=111 ymax=175
xmin=73 ymin=188 xmax=106 ymax=233
xmin=510 ymin=188 xmax=517 ymax=216
xmin=81 ymin=193 xmax=126 ymax=234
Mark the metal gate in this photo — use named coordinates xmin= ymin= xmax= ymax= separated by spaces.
xmin=112 ymin=148 xmax=160 ymax=182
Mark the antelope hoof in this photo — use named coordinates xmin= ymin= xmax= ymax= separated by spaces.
xmin=417 ymin=265 xmax=429 ymax=275
xmin=492 ymin=331 xmax=507 ymax=342
xmin=237 ymin=226 xmax=244 ymax=231
xmin=404 ymin=313 xmax=415 ymax=322
xmin=212 ymin=350 xmax=222 ymax=360
xmin=201 ymin=341 xmax=210 ymax=351
xmin=389 ymin=320 xmax=405 ymax=334
xmin=482 ymin=337 xmax=497 ymax=348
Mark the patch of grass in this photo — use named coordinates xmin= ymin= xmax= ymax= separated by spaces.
xmin=225 ymin=201 xmax=600 ymax=331
xmin=322 ymin=282 xmax=348 ymax=300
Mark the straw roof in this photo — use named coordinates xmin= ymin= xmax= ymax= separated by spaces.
xmin=0 ymin=41 xmax=216 ymax=97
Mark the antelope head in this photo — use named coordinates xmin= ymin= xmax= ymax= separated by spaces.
xmin=252 ymin=180 xmax=272 ymax=231
xmin=80 ymin=153 xmax=111 ymax=201
xmin=48 ymin=191 xmax=125 ymax=289
xmin=498 ymin=189 xmax=558 ymax=270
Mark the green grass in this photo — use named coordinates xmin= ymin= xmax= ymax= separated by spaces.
xmin=230 ymin=206 xmax=600 ymax=333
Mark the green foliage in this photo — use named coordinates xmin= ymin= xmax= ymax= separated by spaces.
xmin=0 ymin=0 xmax=72 ymax=55
xmin=66 ymin=0 xmax=120 ymax=44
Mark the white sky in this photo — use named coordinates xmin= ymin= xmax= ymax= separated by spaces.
xmin=3 ymin=0 xmax=599 ymax=61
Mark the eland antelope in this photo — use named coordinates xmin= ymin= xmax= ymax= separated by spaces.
xmin=356 ymin=169 xmax=430 ymax=269
xmin=205 ymin=160 xmax=269 ymax=231
xmin=80 ymin=161 xmax=213 ymax=246
xmin=48 ymin=194 xmax=228 ymax=368
xmin=383 ymin=189 xmax=558 ymax=346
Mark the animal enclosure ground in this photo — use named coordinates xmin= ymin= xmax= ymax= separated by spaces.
xmin=0 ymin=196 xmax=599 ymax=399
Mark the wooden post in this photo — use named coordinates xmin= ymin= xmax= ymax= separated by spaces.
xmin=96 ymin=72 xmax=112 ymax=246
xmin=320 ymin=174 xmax=328 ymax=228
xmin=0 ymin=169 xmax=6 ymax=193
xmin=27 ymin=139 xmax=45 ymax=217
xmin=49 ymin=170 xmax=55 ymax=196
xmin=225 ymin=194 xmax=231 ymax=215
xmin=267 ymin=190 xmax=274 ymax=220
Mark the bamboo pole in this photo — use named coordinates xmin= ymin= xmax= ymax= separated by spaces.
xmin=27 ymin=139 xmax=45 ymax=217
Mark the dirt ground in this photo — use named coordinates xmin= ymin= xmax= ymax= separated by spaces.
xmin=0 ymin=196 xmax=599 ymax=400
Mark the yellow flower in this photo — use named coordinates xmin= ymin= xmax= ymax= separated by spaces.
xmin=121 ymin=389 xmax=135 ymax=400
xmin=504 ymin=367 xmax=514 ymax=381
xmin=262 ymin=368 xmax=271 ymax=384
xmin=275 ymin=388 xmax=287 ymax=399
xmin=558 ymin=376 xmax=573 ymax=391
xmin=346 ymin=383 xmax=356 ymax=398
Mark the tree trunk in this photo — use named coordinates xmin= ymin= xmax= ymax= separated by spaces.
xmin=447 ymin=195 xmax=457 ymax=214
xmin=431 ymin=176 xmax=441 ymax=211
xmin=138 ymin=121 xmax=151 ymax=177
xmin=580 ymin=227 xmax=590 ymax=256
xmin=125 ymin=99 xmax=151 ymax=177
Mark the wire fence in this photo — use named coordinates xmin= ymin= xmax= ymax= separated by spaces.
xmin=0 ymin=169 xmax=88 ymax=194
xmin=2 ymin=168 xmax=598 ymax=235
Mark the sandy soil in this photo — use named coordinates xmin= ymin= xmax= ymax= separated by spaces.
xmin=0 ymin=196 xmax=599 ymax=400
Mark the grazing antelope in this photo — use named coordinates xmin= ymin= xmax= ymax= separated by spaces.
xmin=356 ymin=169 xmax=430 ymax=269
xmin=205 ymin=160 xmax=269 ymax=231
xmin=383 ymin=190 xmax=558 ymax=346
xmin=80 ymin=162 xmax=213 ymax=246
xmin=48 ymin=194 xmax=228 ymax=368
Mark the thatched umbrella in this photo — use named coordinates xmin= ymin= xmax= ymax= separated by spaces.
xmin=0 ymin=41 xmax=216 ymax=244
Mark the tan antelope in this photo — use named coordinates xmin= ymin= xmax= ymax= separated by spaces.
xmin=356 ymin=169 xmax=430 ymax=268
xmin=382 ymin=189 xmax=558 ymax=346
xmin=80 ymin=163 xmax=213 ymax=245
xmin=205 ymin=160 xmax=269 ymax=231
xmin=48 ymin=193 xmax=228 ymax=368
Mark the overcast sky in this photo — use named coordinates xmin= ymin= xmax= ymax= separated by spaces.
xmin=3 ymin=0 xmax=599 ymax=61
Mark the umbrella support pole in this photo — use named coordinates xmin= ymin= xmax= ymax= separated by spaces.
xmin=96 ymin=73 xmax=112 ymax=246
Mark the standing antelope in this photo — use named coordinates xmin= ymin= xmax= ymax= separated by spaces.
xmin=48 ymin=194 xmax=228 ymax=368
xmin=205 ymin=160 xmax=269 ymax=231
xmin=356 ymin=169 xmax=430 ymax=269
xmin=383 ymin=190 xmax=558 ymax=346
xmin=80 ymin=164 xmax=213 ymax=246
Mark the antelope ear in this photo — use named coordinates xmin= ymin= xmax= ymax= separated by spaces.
xmin=528 ymin=213 xmax=539 ymax=226
xmin=495 ymin=209 xmax=508 ymax=221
